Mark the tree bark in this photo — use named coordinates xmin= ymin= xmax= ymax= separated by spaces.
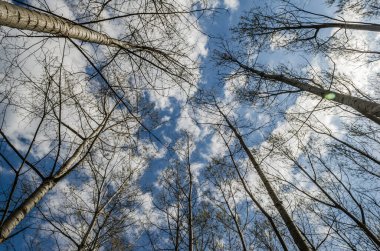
xmin=218 ymin=108 xmax=311 ymax=251
xmin=263 ymin=22 xmax=380 ymax=33
xmin=0 ymin=1 xmax=132 ymax=49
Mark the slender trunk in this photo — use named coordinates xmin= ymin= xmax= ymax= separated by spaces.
xmin=269 ymin=22 xmax=380 ymax=33
xmin=220 ymin=189 xmax=248 ymax=251
xmin=174 ymin=170 xmax=181 ymax=251
xmin=78 ymin=211 xmax=99 ymax=251
xmin=220 ymin=133 xmax=289 ymax=251
xmin=218 ymin=109 xmax=311 ymax=251
xmin=188 ymin=171 xmax=193 ymax=251
xmin=0 ymin=1 xmax=131 ymax=49
xmin=186 ymin=137 xmax=193 ymax=251
xmin=233 ymin=60 xmax=380 ymax=125
xmin=0 ymin=118 xmax=107 ymax=243
xmin=291 ymin=158 xmax=380 ymax=247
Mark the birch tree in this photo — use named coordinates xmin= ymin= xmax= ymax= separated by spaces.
xmin=0 ymin=0 xmax=209 ymax=245
xmin=0 ymin=88 xmax=120 ymax=243
xmin=235 ymin=1 xmax=380 ymax=56
xmin=215 ymin=133 xmax=289 ymax=250
xmin=0 ymin=0 xmax=199 ymax=81
xmin=193 ymin=95 xmax=312 ymax=250
xmin=31 ymin=147 xmax=144 ymax=250
xmin=217 ymin=108 xmax=311 ymax=251
xmin=218 ymin=50 xmax=380 ymax=125
xmin=217 ymin=0 xmax=380 ymax=126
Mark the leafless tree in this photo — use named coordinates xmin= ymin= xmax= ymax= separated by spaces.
xmin=326 ymin=0 xmax=380 ymax=18
xmin=217 ymin=50 xmax=380 ymax=125
xmin=31 ymin=147 xmax=144 ymax=250
xmin=0 ymin=0 xmax=210 ymax=244
xmin=146 ymin=132 xmax=197 ymax=251
xmin=234 ymin=1 xmax=380 ymax=57
xmin=192 ymin=94 xmax=312 ymax=250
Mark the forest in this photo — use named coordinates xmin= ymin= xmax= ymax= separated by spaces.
xmin=0 ymin=0 xmax=380 ymax=250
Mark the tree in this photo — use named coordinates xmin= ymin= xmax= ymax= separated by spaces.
xmin=215 ymin=133 xmax=289 ymax=250
xmin=32 ymin=147 xmax=144 ymax=250
xmin=235 ymin=1 xmax=380 ymax=56
xmin=146 ymin=133 xmax=198 ymax=250
xmin=193 ymin=94 xmax=312 ymax=250
xmin=0 ymin=1 xmax=196 ymax=81
xmin=219 ymin=0 xmax=380 ymax=124
xmin=192 ymin=78 xmax=380 ymax=250
xmin=216 ymin=106 xmax=311 ymax=250
xmin=326 ymin=0 xmax=380 ymax=18
xmin=0 ymin=86 xmax=115 ymax=241
xmin=218 ymin=49 xmax=380 ymax=125
xmin=0 ymin=0 xmax=208 ymax=245
xmin=0 ymin=90 xmax=124 ymax=243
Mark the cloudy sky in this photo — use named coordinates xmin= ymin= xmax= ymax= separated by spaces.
xmin=1 ymin=0 xmax=380 ymax=250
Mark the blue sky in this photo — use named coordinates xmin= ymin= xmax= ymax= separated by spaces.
xmin=146 ymin=0 xmax=332 ymax=173
xmin=2 ymin=0 xmax=380 ymax=250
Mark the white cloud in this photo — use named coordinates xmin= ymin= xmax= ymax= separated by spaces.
xmin=176 ymin=106 xmax=202 ymax=139
xmin=224 ymin=0 xmax=239 ymax=10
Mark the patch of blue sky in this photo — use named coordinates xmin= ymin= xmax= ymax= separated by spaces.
xmin=138 ymin=97 xmax=183 ymax=190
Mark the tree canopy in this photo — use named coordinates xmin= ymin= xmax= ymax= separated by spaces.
xmin=0 ymin=0 xmax=379 ymax=250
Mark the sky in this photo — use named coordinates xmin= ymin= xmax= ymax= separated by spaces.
xmin=1 ymin=0 xmax=380 ymax=250
xmin=139 ymin=0 xmax=332 ymax=188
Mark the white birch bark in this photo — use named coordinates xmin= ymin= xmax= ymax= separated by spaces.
xmin=0 ymin=1 xmax=131 ymax=49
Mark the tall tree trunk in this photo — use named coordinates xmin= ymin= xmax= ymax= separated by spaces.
xmin=217 ymin=108 xmax=311 ymax=251
xmin=220 ymin=133 xmax=289 ymax=251
xmin=264 ymin=22 xmax=380 ymax=33
xmin=219 ymin=187 xmax=248 ymax=251
xmin=289 ymin=156 xmax=380 ymax=247
xmin=0 ymin=1 xmax=133 ymax=49
xmin=174 ymin=169 xmax=181 ymax=251
xmin=228 ymin=57 xmax=380 ymax=125
xmin=187 ymin=144 xmax=194 ymax=251
xmin=0 ymin=115 xmax=108 ymax=243
xmin=187 ymin=163 xmax=193 ymax=251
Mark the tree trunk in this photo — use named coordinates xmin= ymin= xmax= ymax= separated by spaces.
xmin=218 ymin=108 xmax=311 ymax=251
xmin=233 ymin=60 xmax=380 ymax=125
xmin=219 ymin=188 xmax=248 ymax=251
xmin=0 ymin=117 xmax=107 ymax=243
xmin=290 ymin=157 xmax=380 ymax=247
xmin=0 ymin=1 xmax=131 ymax=49
xmin=186 ymin=136 xmax=194 ymax=251
xmin=220 ymin=133 xmax=289 ymax=251
xmin=269 ymin=22 xmax=380 ymax=33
